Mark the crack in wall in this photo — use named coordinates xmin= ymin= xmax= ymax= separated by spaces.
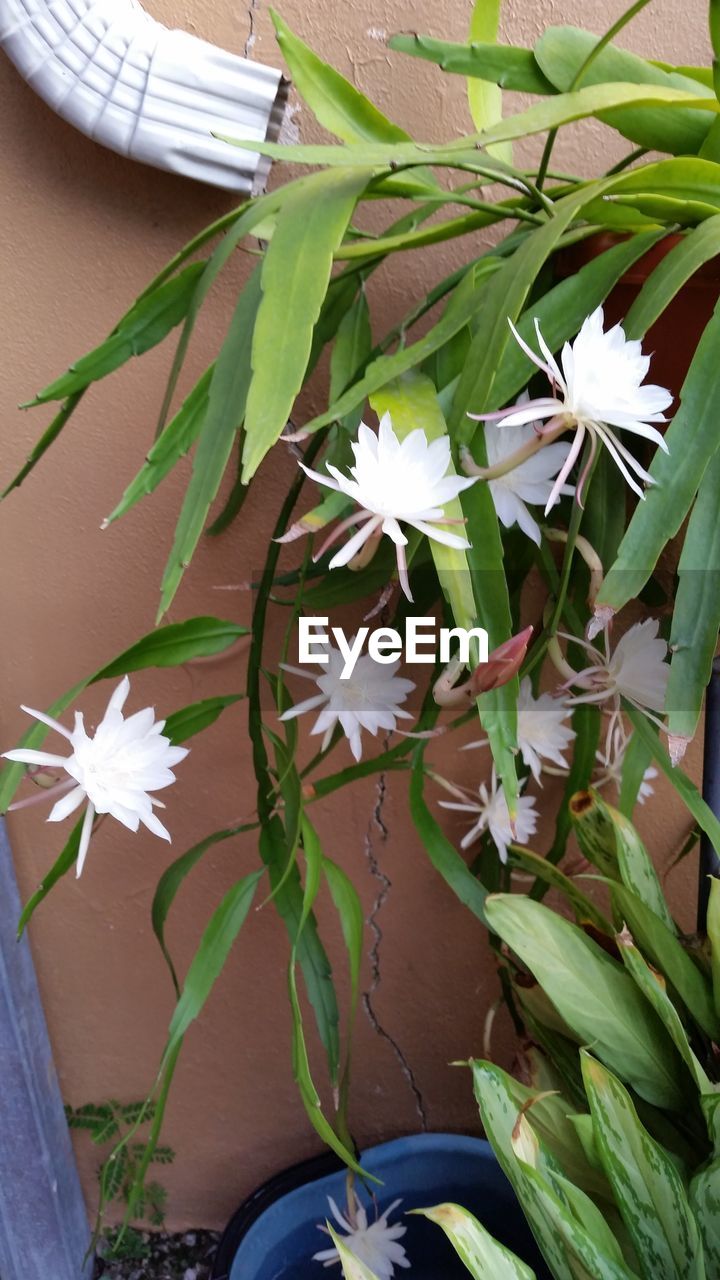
xmin=244 ymin=0 xmax=259 ymax=57
xmin=362 ymin=771 xmax=428 ymax=1130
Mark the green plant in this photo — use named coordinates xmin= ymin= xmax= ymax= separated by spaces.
xmin=66 ymin=1099 xmax=174 ymax=1237
xmin=3 ymin=0 xmax=720 ymax=1253
xmin=337 ymin=793 xmax=720 ymax=1279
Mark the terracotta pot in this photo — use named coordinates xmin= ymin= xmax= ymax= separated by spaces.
xmin=555 ymin=232 xmax=720 ymax=399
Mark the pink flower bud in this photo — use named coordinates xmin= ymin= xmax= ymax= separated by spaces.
xmin=472 ymin=626 xmax=533 ymax=695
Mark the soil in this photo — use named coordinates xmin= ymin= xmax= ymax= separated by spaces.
xmin=94 ymin=1230 xmax=221 ymax=1280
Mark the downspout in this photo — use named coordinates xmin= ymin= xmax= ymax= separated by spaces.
xmin=0 ymin=0 xmax=288 ymax=192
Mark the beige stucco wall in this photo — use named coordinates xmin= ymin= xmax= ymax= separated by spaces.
xmin=0 ymin=0 xmax=710 ymax=1232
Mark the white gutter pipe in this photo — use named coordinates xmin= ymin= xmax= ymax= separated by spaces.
xmin=0 ymin=0 xmax=288 ymax=192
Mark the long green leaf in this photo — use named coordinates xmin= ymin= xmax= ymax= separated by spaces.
xmin=570 ymin=790 xmax=673 ymax=929
xmin=472 ymin=1060 xmax=637 ymax=1280
xmin=417 ymin=1203 xmax=536 ymax=1279
xmin=157 ymin=266 xmax=263 ymax=617
xmin=625 ymin=216 xmax=720 ymax=337
xmin=241 ymin=168 xmax=371 ymax=480
xmin=17 ymin=820 xmax=83 ymax=935
xmin=617 ymin=933 xmax=713 ymax=1096
xmin=104 ymin=367 xmax=213 ymax=526
xmin=165 ymin=870 xmax=263 ymax=1058
xmin=610 ymin=882 xmax=719 ymax=1040
xmin=484 ymin=894 xmax=684 ymax=1108
xmin=582 ymin=1053 xmax=704 ymax=1280
xmin=534 ymin=26 xmax=713 ymax=153
xmin=388 ymin=34 xmax=554 ymax=93
xmin=690 ymin=1157 xmax=720 ymax=1272
xmin=665 ymin=446 xmax=720 ymax=744
xmin=410 ymin=755 xmax=488 ymax=924
xmin=226 ymin=84 xmax=719 ymax=167
xmin=287 ymin=816 xmax=367 ymax=1175
xmin=0 ymin=617 xmax=248 ymax=812
xmin=151 ymin=825 xmax=253 ymax=994
xmin=272 ymin=11 xmax=413 ymax=149
xmin=303 ymin=258 xmax=502 ymax=432
xmin=163 ymin=694 xmax=243 ymax=745
xmin=467 ymin=0 xmax=509 ymax=162
xmin=27 ymin=264 xmax=206 ymax=406
xmin=597 ymin=297 xmax=720 ymax=613
xmin=625 ymin=708 xmax=720 ymax=853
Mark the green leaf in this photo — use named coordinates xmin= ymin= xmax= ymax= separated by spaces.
xmin=241 ymin=169 xmax=371 ymax=481
xmin=610 ymin=881 xmax=720 ymax=1040
xmin=470 ymin=1059 xmax=611 ymax=1203
xmin=28 ymin=264 xmax=206 ymax=406
xmin=617 ymin=932 xmax=713 ymax=1096
xmin=690 ymin=1157 xmax=720 ymax=1271
xmin=157 ymin=266 xmax=263 ymax=617
xmin=272 ymin=12 xmax=416 ymax=152
xmin=534 ymin=26 xmax=713 ymax=154
xmin=329 ymin=289 xmax=372 ymax=434
xmin=625 ymin=708 xmax=720 ymax=854
xmin=619 ymin=732 xmax=654 ymax=817
xmin=304 ymin=257 xmax=503 ymax=433
xmin=707 ymin=879 xmax=720 ymax=1021
xmin=104 ymin=367 xmax=213 ymax=526
xmin=665 ymin=446 xmax=720 ymax=743
xmin=626 ymin=218 xmax=720 ymax=339
xmin=471 ymin=1060 xmax=638 ymax=1280
xmin=484 ymin=894 xmax=685 ymax=1108
xmin=417 ymin=1203 xmax=536 ymax=1279
xmin=163 ymin=694 xmax=243 ymax=744
xmin=597 ymin=297 xmax=720 ymax=614
xmin=0 ymin=617 xmax=248 ymax=812
xmin=2 ymin=390 xmax=85 ymax=497
xmin=287 ymin=816 xmax=368 ymax=1176
xmin=323 ymin=855 xmax=364 ymax=1119
xmin=151 ymin=826 xmax=252 ymax=995
xmin=508 ymin=843 xmax=611 ymax=934
xmin=585 ymin=158 xmax=720 ymax=228
xmin=582 ymin=1053 xmax=704 ymax=1280
xmin=467 ymin=0 xmax=509 ymax=162
xmin=410 ymin=755 xmax=488 ymax=924
xmin=165 ymin=871 xmax=263 ymax=1058
xmin=17 ymin=820 xmax=83 ymax=935
xmin=330 ymin=1227 xmax=383 ymax=1280
xmin=571 ymin=790 xmax=674 ymax=930
xmin=534 ymin=707 xmax=601 ymax=898
xmin=229 ymin=84 xmax=718 ymax=168
xmin=387 ymin=34 xmax=554 ymax=93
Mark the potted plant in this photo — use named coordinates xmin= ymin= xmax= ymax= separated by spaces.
xmin=327 ymin=793 xmax=720 ymax=1280
xmin=3 ymin=0 xmax=720 ymax=1274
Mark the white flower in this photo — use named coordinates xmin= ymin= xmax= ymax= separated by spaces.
xmin=280 ymin=643 xmax=415 ymax=762
xmin=297 ymin=413 xmax=475 ymax=600
xmin=3 ymin=677 xmax=188 ymax=877
xmin=439 ymin=769 xmax=538 ymax=863
xmin=485 ymin=408 xmax=575 ymax=545
xmin=563 ymin=618 xmax=669 ymax=717
xmin=498 ymin=306 xmax=672 ymax=508
xmin=594 ymin=723 xmax=657 ymax=804
xmin=313 ymin=1194 xmax=409 ymax=1277
xmin=517 ymin=678 xmax=575 ymax=781
xmin=463 ymin=678 xmax=575 ymax=784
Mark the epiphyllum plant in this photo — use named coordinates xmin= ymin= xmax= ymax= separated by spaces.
xmin=3 ymin=0 xmax=720 ymax=1259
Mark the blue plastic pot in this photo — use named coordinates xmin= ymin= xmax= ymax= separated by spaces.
xmin=212 ymin=1133 xmax=550 ymax=1279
